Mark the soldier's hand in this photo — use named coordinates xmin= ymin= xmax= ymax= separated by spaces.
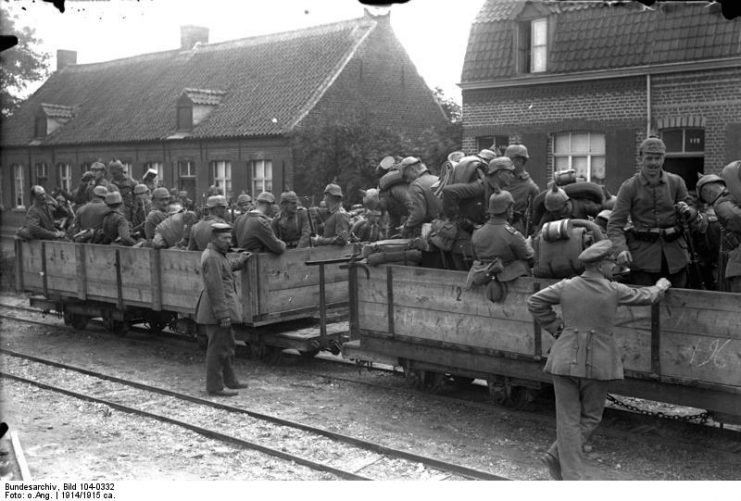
xmin=617 ymin=250 xmax=632 ymax=266
xmin=656 ymin=278 xmax=672 ymax=291
xmin=219 ymin=317 xmax=231 ymax=329
xmin=54 ymin=231 xmax=67 ymax=239
xmin=240 ymin=252 xmax=252 ymax=264
xmin=676 ymin=201 xmax=697 ymax=221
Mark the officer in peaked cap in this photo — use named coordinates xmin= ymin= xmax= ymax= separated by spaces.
xmin=528 ymin=239 xmax=671 ymax=480
xmin=195 ymin=221 xmax=251 ymax=397
xmin=272 ymin=190 xmax=311 ymax=248
xmin=503 ymin=144 xmax=540 ymax=236
xmin=99 ymin=191 xmax=135 ymax=246
xmin=607 ymin=136 xmax=702 ymax=288
xmin=471 ymin=188 xmax=533 ymax=300
xmin=188 ymin=195 xmax=229 ymax=251
xmin=313 ymin=183 xmax=351 ymax=246
xmin=233 ymin=191 xmax=286 ymax=254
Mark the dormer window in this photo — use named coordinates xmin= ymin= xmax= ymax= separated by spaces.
xmin=175 ymin=88 xmax=225 ymax=132
xmin=517 ymin=16 xmax=549 ymax=74
xmin=35 ymin=103 xmax=75 ymax=137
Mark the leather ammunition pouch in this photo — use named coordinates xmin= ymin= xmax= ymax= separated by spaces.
xmin=464 ymin=258 xmax=503 ymax=290
xmin=629 ymin=226 xmax=683 ymax=243
xmin=427 ymin=218 xmax=458 ymax=252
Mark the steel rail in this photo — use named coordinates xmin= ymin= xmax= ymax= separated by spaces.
xmin=0 ymin=370 xmax=370 ymax=481
xmin=0 ymin=348 xmax=508 ymax=481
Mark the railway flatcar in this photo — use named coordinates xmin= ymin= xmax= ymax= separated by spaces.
xmin=341 ymin=262 xmax=741 ymax=424
xmin=15 ymin=239 xmax=351 ymax=359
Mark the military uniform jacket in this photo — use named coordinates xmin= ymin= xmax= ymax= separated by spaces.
xmin=234 ymin=211 xmax=286 ymax=254
xmin=195 ymin=244 xmax=245 ymax=324
xmin=272 ymin=209 xmax=311 ymax=248
xmin=74 ymin=200 xmax=110 ymax=231
xmin=101 ymin=209 xmax=135 ymax=246
xmin=441 ymin=180 xmax=490 ymax=225
xmin=714 ymin=192 xmax=741 ymax=278
xmin=84 ymin=179 xmax=119 ymax=204
xmin=144 ymin=209 xmax=167 ymax=240
xmin=111 ymin=176 xmax=138 ymax=221
xmin=471 ymin=218 xmax=534 ymax=280
xmin=507 ymin=172 xmax=540 ymax=233
xmin=314 ymin=207 xmax=350 ymax=246
xmin=607 ymin=171 xmax=692 ymax=274
xmin=188 ymin=215 xmax=226 ymax=251
xmin=24 ymin=203 xmax=58 ymax=240
xmin=527 ymin=270 xmax=663 ymax=380
xmin=404 ymin=173 xmax=442 ymax=232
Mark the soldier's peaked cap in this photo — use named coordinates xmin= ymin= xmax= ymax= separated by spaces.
xmin=211 ymin=222 xmax=232 ymax=234
xmin=323 ymin=183 xmax=343 ymax=198
xmin=639 ymin=137 xmax=666 ymax=155
xmin=206 ymin=195 xmax=228 ymax=208
xmin=256 ymin=192 xmax=275 ymax=203
xmin=578 ymin=240 xmax=615 ymax=264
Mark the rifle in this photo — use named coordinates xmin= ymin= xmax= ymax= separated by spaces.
xmin=524 ymin=193 xmax=534 ymax=238
xmin=676 ymin=206 xmax=705 ymax=290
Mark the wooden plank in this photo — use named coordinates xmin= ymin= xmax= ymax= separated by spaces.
xmin=241 ymin=255 xmax=259 ymax=323
xmin=43 ymin=241 xmax=78 ymax=295
xmin=83 ymin=244 xmax=119 ymax=301
xmin=40 ymin=242 xmax=48 ymax=296
xmin=262 ymin=282 xmax=348 ymax=314
xmin=659 ymin=332 xmax=741 ymax=387
xmin=386 ymin=267 xmax=394 ymax=335
xmin=658 ymin=297 xmax=741 ymax=340
xmin=19 ymin=240 xmax=44 ymax=292
xmin=259 ymin=246 xmax=349 ymax=291
xmin=75 ymin=244 xmax=87 ymax=300
xmin=159 ymin=249 xmax=202 ymax=312
xmin=117 ymin=247 xmax=153 ymax=305
xmin=150 ymin=248 xmax=162 ymax=311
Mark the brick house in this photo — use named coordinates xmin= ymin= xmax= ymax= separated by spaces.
xmin=460 ymin=0 xmax=741 ymax=195
xmin=0 ymin=11 xmax=446 ymax=238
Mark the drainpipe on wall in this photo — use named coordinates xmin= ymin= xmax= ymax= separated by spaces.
xmin=646 ymin=74 xmax=652 ymax=138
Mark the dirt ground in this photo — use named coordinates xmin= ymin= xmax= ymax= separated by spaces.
xmin=1 ymin=292 xmax=739 ymax=491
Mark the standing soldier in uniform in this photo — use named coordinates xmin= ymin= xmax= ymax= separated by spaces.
xmin=195 ymin=223 xmax=251 ymax=397
xmin=272 ymin=191 xmax=311 ymax=249
xmin=189 ymin=196 xmax=229 ymax=251
xmin=71 ymin=186 xmax=110 ymax=239
xmin=131 ymin=184 xmax=151 ymax=238
xmin=144 ymin=187 xmax=172 ymax=242
xmin=528 ymin=240 xmax=671 ymax=480
xmin=398 ymin=157 xmax=441 ymax=239
xmin=235 ymin=194 xmax=254 ymax=220
xmin=471 ymin=189 xmax=534 ymax=283
xmin=21 ymin=186 xmax=67 ymax=241
xmin=607 ymin=137 xmax=704 ymax=288
xmin=504 ymin=144 xmax=540 ymax=236
xmin=85 ymin=162 xmax=119 ymax=202
xmin=707 ymin=162 xmax=741 ymax=292
xmin=312 ymin=184 xmax=351 ymax=246
xmin=99 ymin=192 xmax=136 ymax=246
xmin=108 ymin=160 xmax=137 ymax=221
xmin=233 ymin=192 xmax=286 ymax=254
xmin=533 ymin=184 xmax=603 ymax=235
xmin=73 ymin=170 xmax=96 ymax=207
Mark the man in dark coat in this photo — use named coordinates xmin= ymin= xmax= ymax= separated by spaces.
xmin=398 ymin=157 xmax=441 ymax=238
xmin=528 ymin=240 xmax=670 ymax=480
xmin=22 ymin=186 xmax=67 ymax=240
xmin=195 ymin=223 xmax=251 ymax=396
xmin=233 ymin=192 xmax=286 ymax=254
xmin=144 ymin=187 xmax=171 ymax=242
xmin=107 ymin=160 xmax=137 ymax=221
xmin=99 ymin=192 xmax=136 ymax=246
xmin=505 ymin=144 xmax=541 ymax=236
xmin=189 ymin=195 xmax=229 ymax=251
xmin=312 ymin=184 xmax=350 ymax=246
xmin=272 ymin=191 xmax=311 ymax=248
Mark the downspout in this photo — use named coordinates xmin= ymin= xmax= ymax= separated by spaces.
xmin=646 ymin=74 xmax=652 ymax=137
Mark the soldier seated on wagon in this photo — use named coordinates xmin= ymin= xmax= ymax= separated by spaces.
xmin=152 ymin=205 xmax=197 ymax=249
xmin=272 ymin=191 xmax=311 ymax=249
xmin=233 ymin=192 xmax=286 ymax=254
xmin=99 ymin=192 xmax=137 ymax=246
xmin=17 ymin=186 xmax=68 ymax=241
xmin=312 ymin=184 xmax=351 ymax=246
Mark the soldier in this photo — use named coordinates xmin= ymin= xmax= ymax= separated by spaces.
xmin=233 ymin=192 xmax=286 ymax=254
xmin=534 ymin=184 xmax=603 ymax=235
xmin=99 ymin=192 xmax=136 ymax=246
xmin=141 ymin=168 xmax=159 ymax=192
xmin=351 ymin=209 xmax=385 ymax=243
xmin=85 ymin=162 xmax=119 ymax=202
xmin=108 ymin=160 xmax=137 ymax=221
xmin=20 ymin=186 xmax=67 ymax=241
xmin=528 ymin=240 xmax=670 ymax=480
xmin=235 ymin=194 xmax=254 ymax=217
xmin=71 ymin=186 xmax=110 ymax=240
xmin=188 ymin=196 xmax=229 ymax=252
xmin=272 ymin=191 xmax=311 ymax=249
xmin=607 ymin=137 xmax=704 ymax=288
xmin=152 ymin=207 xmax=197 ymax=249
xmin=312 ymin=184 xmax=351 ymax=246
xmin=692 ymin=174 xmax=725 ymax=290
xmin=144 ymin=187 xmax=172 ymax=241
xmin=399 ymin=157 xmax=441 ymax=238
xmin=195 ymin=222 xmax=251 ymax=397
xmin=376 ymin=159 xmax=411 ymax=236
xmin=73 ymin=170 xmax=96 ymax=207
xmin=504 ymin=144 xmax=541 ymax=235
xmin=131 ymin=184 xmax=151 ymax=238
xmin=707 ymin=163 xmax=741 ymax=292
xmin=471 ymin=189 xmax=534 ymax=284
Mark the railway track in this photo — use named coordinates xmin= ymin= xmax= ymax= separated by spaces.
xmin=3 ymin=299 xmax=740 ymax=466
xmin=0 ymin=348 xmax=508 ymax=481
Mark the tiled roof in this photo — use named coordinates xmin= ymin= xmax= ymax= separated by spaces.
xmin=39 ymin=103 xmax=75 ymax=119
xmin=3 ymin=17 xmax=377 ymax=146
xmin=462 ymin=1 xmax=741 ymax=84
xmin=182 ymin=88 xmax=226 ymax=106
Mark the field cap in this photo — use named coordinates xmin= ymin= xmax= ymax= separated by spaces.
xmin=237 ymin=194 xmax=252 ymax=204
xmin=256 ymin=192 xmax=275 ymax=203
xmin=280 ymin=191 xmax=299 ymax=203
xmin=578 ymin=240 xmax=615 ymax=264
xmin=640 ymin=137 xmax=666 ymax=155
xmin=323 ymin=183 xmax=343 ymax=198
xmin=398 ymin=156 xmax=422 ymax=176
xmin=206 ymin=195 xmax=228 ymax=208
xmin=134 ymin=184 xmax=149 ymax=195
xmin=152 ymin=187 xmax=171 ymax=200
xmin=211 ymin=222 xmax=232 ymax=234
xmin=91 ymin=162 xmax=106 ymax=171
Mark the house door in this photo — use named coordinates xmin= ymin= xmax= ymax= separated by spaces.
xmin=663 ymin=157 xmax=704 ymax=193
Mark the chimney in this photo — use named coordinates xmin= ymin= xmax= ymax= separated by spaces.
xmin=57 ymin=49 xmax=77 ymax=71
xmin=180 ymin=25 xmax=209 ymax=50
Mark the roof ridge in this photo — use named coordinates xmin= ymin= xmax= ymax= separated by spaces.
xmin=63 ymin=16 xmax=375 ymax=72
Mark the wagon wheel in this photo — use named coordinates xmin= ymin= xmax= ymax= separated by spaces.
xmin=405 ymin=367 xmax=445 ymax=394
xmin=257 ymin=345 xmax=283 ymax=365
xmin=143 ymin=312 xmax=174 ymax=335
xmin=196 ymin=332 xmax=208 ymax=351
xmin=103 ymin=315 xmax=128 ymax=336
xmin=63 ymin=311 xmax=88 ymax=331
xmin=506 ymin=386 xmax=538 ymax=411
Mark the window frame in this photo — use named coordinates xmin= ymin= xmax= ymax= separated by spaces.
xmin=553 ymin=131 xmax=606 ymax=184
xmin=177 ymin=160 xmax=197 ymax=199
xmin=251 ymin=159 xmax=273 ymax=197
xmin=661 ymin=128 xmax=705 ymax=158
xmin=209 ymin=160 xmax=232 ymax=198
xmin=56 ymin=162 xmax=72 ymax=193
xmin=34 ymin=162 xmax=48 ymax=186
xmin=13 ymin=164 xmax=26 ymax=210
xmin=144 ymin=161 xmax=165 ymax=185
xmin=529 ymin=18 xmax=548 ymax=73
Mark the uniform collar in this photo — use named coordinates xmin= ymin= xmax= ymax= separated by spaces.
xmin=639 ymin=169 xmax=667 ymax=186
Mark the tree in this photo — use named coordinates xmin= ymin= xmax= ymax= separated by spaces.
xmin=433 ymin=86 xmax=462 ymax=124
xmin=0 ymin=5 xmax=51 ymax=117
